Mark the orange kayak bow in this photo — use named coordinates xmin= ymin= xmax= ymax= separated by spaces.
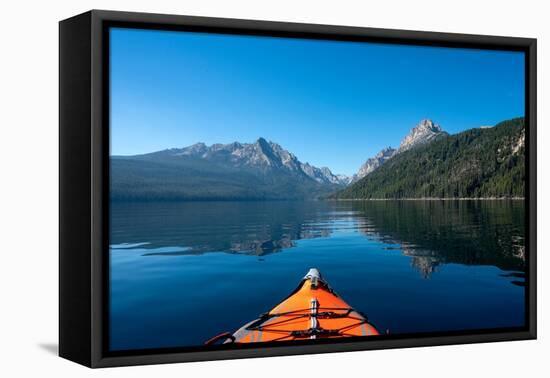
xmin=206 ymin=268 xmax=379 ymax=345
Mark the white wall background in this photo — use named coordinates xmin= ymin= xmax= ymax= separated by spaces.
xmin=1 ymin=0 xmax=547 ymax=376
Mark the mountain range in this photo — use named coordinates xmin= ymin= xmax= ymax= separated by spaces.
xmin=161 ymin=137 xmax=351 ymax=185
xmin=111 ymin=138 xmax=349 ymax=201
xmin=111 ymin=117 xmax=524 ymax=201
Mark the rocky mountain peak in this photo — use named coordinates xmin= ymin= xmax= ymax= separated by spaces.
xmin=353 ymin=146 xmax=397 ymax=182
xmin=419 ymin=119 xmax=442 ymax=132
xmin=254 ymin=137 xmax=276 ymax=162
xmin=178 ymin=142 xmax=207 ymax=156
xmin=398 ymin=119 xmax=446 ymax=152
xmin=352 ymin=119 xmax=446 ymax=183
xmin=255 ymin=137 xmax=270 ymax=148
xmin=168 ymin=138 xmax=350 ymax=186
xmin=376 ymin=147 xmax=396 ymax=158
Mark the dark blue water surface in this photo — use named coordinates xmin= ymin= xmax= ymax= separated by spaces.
xmin=109 ymin=200 xmax=526 ymax=351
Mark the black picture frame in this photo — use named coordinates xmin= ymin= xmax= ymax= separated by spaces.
xmin=59 ymin=9 xmax=537 ymax=368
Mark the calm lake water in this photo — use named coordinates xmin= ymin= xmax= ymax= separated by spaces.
xmin=109 ymin=200 xmax=526 ymax=351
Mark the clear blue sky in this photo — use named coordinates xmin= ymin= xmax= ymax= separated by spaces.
xmin=110 ymin=27 xmax=525 ymax=175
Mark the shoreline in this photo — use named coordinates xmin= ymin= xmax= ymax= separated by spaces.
xmin=111 ymin=197 xmax=526 ymax=203
xmin=328 ymin=197 xmax=525 ymax=201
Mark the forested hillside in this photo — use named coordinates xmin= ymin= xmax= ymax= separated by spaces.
xmin=331 ymin=118 xmax=525 ymax=199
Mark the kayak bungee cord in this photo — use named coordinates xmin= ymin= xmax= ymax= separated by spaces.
xmin=205 ymin=269 xmax=380 ymax=345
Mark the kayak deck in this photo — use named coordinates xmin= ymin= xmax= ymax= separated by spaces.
xmin=207 ymin=268 xmax=379 ymax=344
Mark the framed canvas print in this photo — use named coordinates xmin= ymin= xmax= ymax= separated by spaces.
xmin=59 ymin=10 xmax=537 ymax=368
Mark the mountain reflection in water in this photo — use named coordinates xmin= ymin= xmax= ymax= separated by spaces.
xmin=111 ymin=200 xmax=525 ymax=277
